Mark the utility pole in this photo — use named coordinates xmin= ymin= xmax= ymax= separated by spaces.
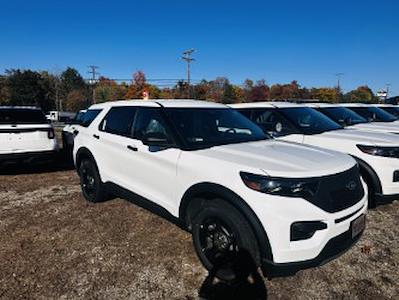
xmin=182 ymin=49 xmax=195 ymax=98
xmin=386 ymin=83 xmax=391 ymax=100
xmin=335 ymin=73 xmax=344 ymax=91
xmin=55 ymin=79 xmax=60 ymax=112
xmin=335 ymin=73 xmax=344 ymax=102
xmin=88 ymin=65 xmax=99 ymax=104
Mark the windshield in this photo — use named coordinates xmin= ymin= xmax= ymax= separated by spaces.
xmin=379 ymin=107 xmax=399 ymax=118
xmin=74 ymin=111 xmax=86 ymax=123
xmin=80 ymin=109 xmax=102 ymax=127
xmin=278 ymin=107 xmax=342 ymax=134
xmin=347 ymin=106 xmax=398 ymax=122
xmin=0 ymin=108 xmax=48 ymax=124
xmin=318 ymin=107 xmax=367 ymax=126
xmin=165 ymin=108 xmax=269 ymax=149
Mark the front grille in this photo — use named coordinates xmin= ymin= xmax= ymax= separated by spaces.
xmin=307 ymin=165 xmax=364 ymax=213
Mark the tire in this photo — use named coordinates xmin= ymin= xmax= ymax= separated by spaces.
xmin=191 ymin=198 xmax=261 ymax=281
xmin=360 ymin=171 xmax=376 ymax=209
xmin=78 ymin=159 xmax=108 ymax=203
xmin=62 ymin=132 xmax=69 ymax=151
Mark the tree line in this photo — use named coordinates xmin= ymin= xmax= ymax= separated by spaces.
xmin=0 ymin=68 xmax=379 ymax=112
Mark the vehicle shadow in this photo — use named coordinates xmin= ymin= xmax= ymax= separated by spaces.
xmin=198 ymin=249 xmax=268 ymax=300
xmin=0 ymin=150 xmax=75 ymax=175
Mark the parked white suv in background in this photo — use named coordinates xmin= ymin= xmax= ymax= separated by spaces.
xmin=231 ymin=102 xmax=399 ymax=207
xmin=73 ymin=99 xmax=367 ymax=280
xmin=341 ymin=103 xmax=399 ymax=125
xmin=376 ymin=104 xmax=399 ymax=118
xmin=62 ymin=110 xmax=87 ymax=151
xmin=309 ymin=103 xmax=399 ymax=134
xmin=0 ymin=106 xmax=58 ymax=165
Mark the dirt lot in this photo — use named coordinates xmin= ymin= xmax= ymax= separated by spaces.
xmin=0 ymin=158 xmax=399 ymax=299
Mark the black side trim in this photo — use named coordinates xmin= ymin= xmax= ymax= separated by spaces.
xmin=105 ymin=182 xmax=185 ymax=229
xmin=263 ymin=226 xmax=364 ymax=278
xmin=375 ymin=193 xmax=399 ymax=203
xmin=179 ymin=182 xmax=274 ymax=262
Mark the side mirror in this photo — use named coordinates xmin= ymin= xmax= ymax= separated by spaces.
xmin=259 ymin=124 xmax=276 ymax=136
xmin=341 ymin=117 xmax=351 ymax=126
xmin=142 ymin=132 xmax=171 ymax=147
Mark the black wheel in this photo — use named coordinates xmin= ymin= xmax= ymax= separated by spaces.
xmin=78 ymin=159 xmax=108 ymax=203
xmin=191 ymin=198 xmax=261 ymax=281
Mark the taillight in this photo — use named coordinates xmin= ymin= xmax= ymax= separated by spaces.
xmin=48 ymin=128 xmax=55 ymax=139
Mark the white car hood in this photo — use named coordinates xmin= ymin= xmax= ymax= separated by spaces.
xmin=351 ymin=122 xmax=399 ymax=133
xmin=196 ymin=140 xmax=355 ymax=178
xmin=310 ymin=128 xmax=399 ymax=146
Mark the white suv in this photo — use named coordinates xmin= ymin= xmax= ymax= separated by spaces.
xmin=376 ymin=104 xmax=399 ymax=118
xmin=0 ymin=106 xmax=58 ymax=165
xmin=62 ymin=110 xmax=87 ymax=151
xmin=231 ymin=102 xmax=399 ymax=207
xmin=309 ymin=103 xmax=399 ymax=135
xmin=73 ymin=99 xmax=367 ymax=280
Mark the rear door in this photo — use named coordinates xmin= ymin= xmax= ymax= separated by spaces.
xmin=95 ymin=106 xmax=138 ymax=187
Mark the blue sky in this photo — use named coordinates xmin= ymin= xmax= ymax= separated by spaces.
xmin=0 ymin=0 xmax=398 ymax=94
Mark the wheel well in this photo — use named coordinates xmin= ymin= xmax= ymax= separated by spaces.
xmin=352 ymin=156 xmax=382 ymax=195
xmin=75 ymin=147 xmax=96 ymax=170
xmin=179 ymin=182 xmax=273 ymax=262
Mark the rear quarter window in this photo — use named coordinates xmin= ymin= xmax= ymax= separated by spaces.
xmin=237 ymin=109 xmax=252 ymax=119
xmin=80 ymin=109 xmax=102 ymax=127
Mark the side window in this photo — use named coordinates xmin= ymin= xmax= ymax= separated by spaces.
xmin=252 ymin=109 xmax=297 ymax=137
xmin=132 ymin=108 xmax=173 ymax=142
xmin=100 ymin=107 xmax=137 ymax=136
xmin=81 ymin=109 xmax=102 ymax=127
xmin=237 ymin=109 xmax=252 ymax=119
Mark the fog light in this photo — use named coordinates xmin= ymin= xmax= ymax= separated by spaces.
xmin=290 ymin=221 xmax=327 ymax=241
xmin=393 ymin=171 xmax=399 ymax=182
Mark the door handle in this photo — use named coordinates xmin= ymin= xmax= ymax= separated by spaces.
xmin=127 ymin=145 xmax=138 ymax=152
xmin=93 ymin=134 xmax=100 ymax=139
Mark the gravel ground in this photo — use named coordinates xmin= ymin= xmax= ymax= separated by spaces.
xmin=0 ymin=158 xmax=398 ymax=299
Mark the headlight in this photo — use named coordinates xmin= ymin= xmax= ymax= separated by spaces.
xmin=240 ymin=172 xmax=319 ymax=198
xmin=357 ymin=145 xmax=399 ymax=158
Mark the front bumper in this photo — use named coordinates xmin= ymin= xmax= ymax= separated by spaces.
xmin=262 ymin=220 xmax=364 ymax=278
xmin=241 ymin=178 xmax=368 ymax=276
